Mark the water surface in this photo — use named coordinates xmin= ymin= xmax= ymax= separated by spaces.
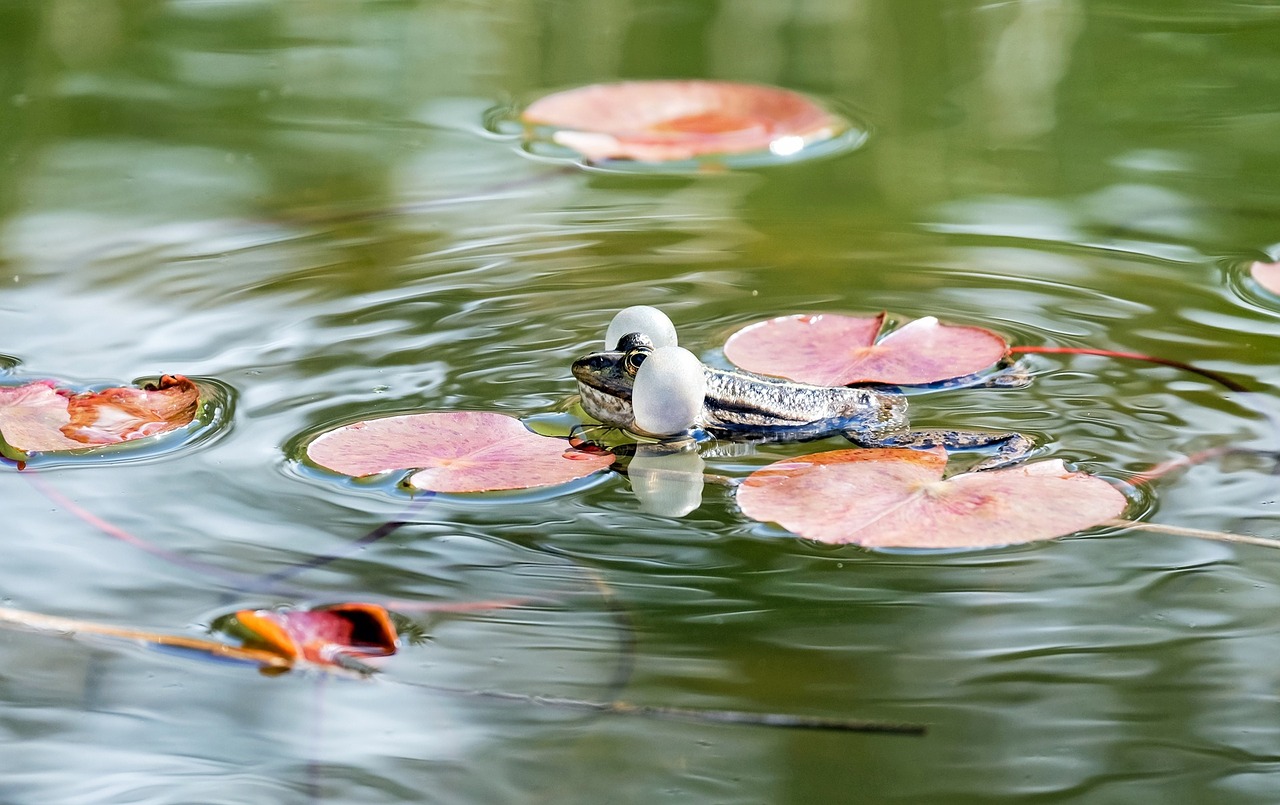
xmin=3 ymin=2 xmax=1280 ymax=803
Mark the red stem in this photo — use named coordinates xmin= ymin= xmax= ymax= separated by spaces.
xmin=1009 ymin=346 xmax=1248 ymax=392
xmin=23 ymin=470 xmax=267 ymax=589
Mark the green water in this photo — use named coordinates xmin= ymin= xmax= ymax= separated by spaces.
xmin=3 ymin=1 xmax=1280 ymax=803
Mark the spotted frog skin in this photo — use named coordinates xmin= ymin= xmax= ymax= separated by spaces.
xmin=572 ymin=332 xmax=1033 ymax=470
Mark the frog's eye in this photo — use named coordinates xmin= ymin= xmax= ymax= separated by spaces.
xmin=622 ymin=347 xmax=651 ymax=377
xmin=606 ymin=306 xmax=678 ymax=350
xmin=632 ymin=346 xmax=706 ymax=437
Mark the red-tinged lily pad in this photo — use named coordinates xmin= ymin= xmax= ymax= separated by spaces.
xmin=1251 ymin=260 xmax=1280 ymax=296
xmin=231 ymin=603 xmax=398 ymax=668
xmin=723 ymin=313 xmax=1009 ymax=386
xmin=737 ymin=447 xmax=1127 ymax=549
xmin=519 ymin=81 xmax=851 ymax=165
xmin=305 ymin=411 xmax=615 ymax=493
xmin=0 ymin=375 xmax=200 ymax=456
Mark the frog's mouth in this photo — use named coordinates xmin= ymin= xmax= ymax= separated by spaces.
xmin=572 ymin=353 xmax=636 ymax=428
xmin=577 ymin=381 xmax=635 ymax=428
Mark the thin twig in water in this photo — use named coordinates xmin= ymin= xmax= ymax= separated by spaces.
xmin=395 ymin=679 xmax=927 ymax=736
xmin=254 ymin=494 xmax=432 ymax=586
xmin=0 ymin=606 xmax=293 ymax=670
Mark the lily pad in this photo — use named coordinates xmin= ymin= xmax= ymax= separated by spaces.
xmin=0 ymin=375 xmax=201 ymax=456
xmin=723 ymin=313 xmax=1009 ymax=386
xmin=229 ymin=603 xmax=398 ymax=668
xmin=737 ymin=447 xmax=1127 ymax=549
xmin=305 ymin=411 xmax=615 ymax=493
xmin=1251 ymin=260 xmax=1280 ymax=296
xmin=519 ymin=81 xmax=851 ymax=165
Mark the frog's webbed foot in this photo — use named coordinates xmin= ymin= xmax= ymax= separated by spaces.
xmin=908 ymin=360 xmax=1034 ymax=392
xmin=635 ymin=432 xmax=702 ymax=456
xmin=569 ymin=423 xmax=633 ymax=455
xmin=845 ymin=429 xmax=1035 ymax=471
xmin=569 ymin=424 xmax=703 ymax=458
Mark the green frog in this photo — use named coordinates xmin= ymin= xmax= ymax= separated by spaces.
xmin=573 ymin=330 xmax=1033 ymax=471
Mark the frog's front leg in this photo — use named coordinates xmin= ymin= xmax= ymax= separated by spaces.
xmin=845 ymin=428 xmax=1034 ymax=471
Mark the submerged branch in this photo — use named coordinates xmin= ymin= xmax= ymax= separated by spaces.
xmin=398 ymin=679 xmax=927 ymax=736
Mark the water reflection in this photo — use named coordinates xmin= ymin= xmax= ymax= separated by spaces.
xmin=627 ymin=443 xmax=707 ymax=517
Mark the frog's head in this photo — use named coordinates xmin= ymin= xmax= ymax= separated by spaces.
xmin=572 ymin=331 xmax=654 ymax=430
xmin=573 ymin=308 xmax=708 ymax=438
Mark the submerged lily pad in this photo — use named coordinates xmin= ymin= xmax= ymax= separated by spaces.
xmin=723 ymin=313 xmax=1009 ymax=386
xmin=518 ymin=81 xmax=857 ymax=166
xmin=1251 ymin=260 xmax=1280 ymax=296
xmin=737 ymin=447 xmax=1127 ymax=549
xmin=305 ymin=411 xmax=615 ymax=493
xmin=0 ymin=375 xmax=201 ymax=457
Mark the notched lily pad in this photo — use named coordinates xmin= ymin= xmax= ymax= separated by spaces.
xmin=305 ymin=411 xmax=615 ymax=493
xmin=723 ymin=313 xmax=1009 ymax=387
xmin=1251 ymin=260 xmax=1280 ymax=296
xmin=0 ymin=375 xmax=202 ymax=459
xmin=737 ymin=447 xmax=1127 ymax=549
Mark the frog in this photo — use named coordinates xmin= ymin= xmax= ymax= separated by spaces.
xmin=572 ymin=328 xmax=1034 ymax=472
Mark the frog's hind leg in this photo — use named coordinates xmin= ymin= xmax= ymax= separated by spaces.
xmin=845 ymin=429 xmax=1035 ymax=471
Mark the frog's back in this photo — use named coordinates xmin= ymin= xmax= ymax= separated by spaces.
xmin=699 ymin=367 xmax=905 ymax=440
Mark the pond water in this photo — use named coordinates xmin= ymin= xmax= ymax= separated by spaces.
xmin=3 ymin=1 xmax=1280 ymax=803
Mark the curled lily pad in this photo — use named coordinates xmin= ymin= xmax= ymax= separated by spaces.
xmin=737 ymin=447 xmax=1127 ymax=549
xmin=519 ymin=81 xmax=853 ymax=165
xmin=1251 ymin=261 xmax=1280 ymax=296
xmin=723 ymin=313 xmax=1009 ymax=386
xmin=305 ymin=411 xmax=614 ymax=493
xmin=0 ymin=375 xmax=200 ymax=457
xmin=227 ymin=603 xmax=398 ymax=669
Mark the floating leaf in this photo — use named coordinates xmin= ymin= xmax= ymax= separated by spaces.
xmin=1251 ymin=260 xmax=1280 ymax=296
xmin=520 ymin=81 xmax=850 ymax=164
xmin=0 ymin=375 xmax=200 ymax=455
xmin=723 ymin=313 xmax=1008 ymax=386
xmin=737 ymin=447 xmax=1127 ymax=549
xmin=306 ymin=411 xmax=614 ymax=492
xmin=229 ymin=603 xmax=398 ymax=669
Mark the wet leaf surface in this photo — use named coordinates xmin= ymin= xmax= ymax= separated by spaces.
xmin=723 ymin=313 xmax=1009 ymax=386
xmin=1251 ymin=260 xmax=1280 ymax=295
xmin=737 ymin=447 xmax=1127 ymax=549
xmin=0 ymin=375 xmax=200 ymax=456
xmin=306 ymin=411 xmax=615 ymax=492
xmin=520 ymin=80 xmax=848 ymax=164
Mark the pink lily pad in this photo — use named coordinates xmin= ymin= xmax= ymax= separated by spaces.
xmin=0 ymin=375 xmax=200 ymax=455
xmin=1251 ymin=261 xmax=1280 ymax=296
xmin=520 ymin=81 xmax=848 ymax=164
xmin=305 ymin=411 xmax=615 ymax=493
xmin=737 ymin=447 xmax=1127 ymax=549
xmin=723 ymin=313 xmax=1009 ymax=386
